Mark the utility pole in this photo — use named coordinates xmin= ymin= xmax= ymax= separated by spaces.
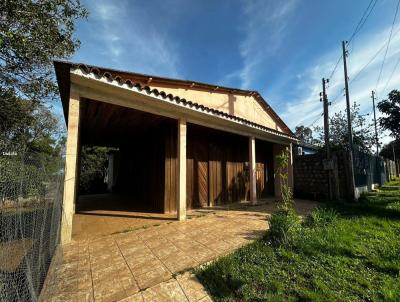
xmin=342 ymin=41 xmax=356 ymax=200
xmin=321 ymin=78 xmax=332 ymax=199
xmin=321 ymin=78 xmax=331 ymax=159
xmin=371 ymin=91 xmax=379 ymax=155
xmin=394 ymin=144 xmax=399 ymax=177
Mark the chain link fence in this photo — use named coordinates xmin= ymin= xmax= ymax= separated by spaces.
xmin=0 ymin=150 xmax=64 ymax=301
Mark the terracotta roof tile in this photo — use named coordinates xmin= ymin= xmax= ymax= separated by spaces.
xmin=54 ymin=60 xmax=296 ymax=139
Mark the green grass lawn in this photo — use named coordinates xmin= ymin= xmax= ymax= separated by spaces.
xmin=196 ymin=185 xmax=400 ymax=301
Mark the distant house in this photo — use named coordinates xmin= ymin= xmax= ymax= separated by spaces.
xmin=54 ymin=61 xmax=297 ymax=243
xmin=293 ymin=141 xmax=320 ymax=155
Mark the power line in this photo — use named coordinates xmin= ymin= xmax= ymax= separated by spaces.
xmin=348 ymin=25 xmax=400 ymax=85
xmin=294 ymin=109 xmax=324 ymax=129
xmin=306 ymin=112 xmax=324 ymax=128
xmin=382 ymin=52 xmax=400 ymax=93
xmin=330 ymin=88 xmax=345 ymax=106
xmin=328 ymin=56 xmax=342 ymax=81
xmin=327 ymin=0 xmax=378 ymax=81
xmin=349 ymin=46 xmax=385 ymax=84
xmin=348 ymin=0 xmax=378 ymax=45
xmin=375 ymin=0 xmax=400 ymax=93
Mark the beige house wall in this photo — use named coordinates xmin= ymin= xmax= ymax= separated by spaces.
xmin=149 ymin=84 xmax=283 ymax=132
xmin=61 ymin=92 xmax=81 ymax=244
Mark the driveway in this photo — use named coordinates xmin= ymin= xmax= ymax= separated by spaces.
xmin=41 ymin=199 xmax=316 ymax=301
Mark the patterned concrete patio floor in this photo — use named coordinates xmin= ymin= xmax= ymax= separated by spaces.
xmin=42 ymin=199 xmax=316 ymax=301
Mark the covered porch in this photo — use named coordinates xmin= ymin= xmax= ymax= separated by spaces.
xmin=58 ymin=63 xmax=296 ymax=244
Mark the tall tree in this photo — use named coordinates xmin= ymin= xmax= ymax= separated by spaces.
xmin=0 ymin=0 xmax=87 ymax=150
xmin=314 ymin=102 xmax=376 ymax=152
xmin=294 ymin=126 xmax=314 ymax=144
xmin=380 ymin=140 xmax=400 ymax=161
xmin=0 ymin=0 xmax=88 ymax=102
xmin=377 ymin=90 xmax=400 ymax=140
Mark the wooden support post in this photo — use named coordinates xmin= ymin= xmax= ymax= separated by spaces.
xmin=177 ymin=118 xmax=187 ymax=220
xmin=61 ymin=92 xmax=81 ymax=244
xmin=249 ymin=136 xmax=257 ymax=204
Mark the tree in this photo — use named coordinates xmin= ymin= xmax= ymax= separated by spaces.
xmin=79 ymin=146 xmax=111 ymax=194
xmin=0 ymin=93 xmax=63 ymax=150
xmin=0 ymin=0 xmax=87 ymax=152
xmin=377 ymin=90 xmax=400 ymax=140
xmin=314 ymin=102 xmax=377 ymax=152
xmin=0 ymin=0 xmax=88 ymax=103
xmin=0 ymin=1 xmax=87 ymax=203
xmin=294 ymin=126 xmax=314 ymax=144
xmin=380 ymin=140 xmax=399 ymax=161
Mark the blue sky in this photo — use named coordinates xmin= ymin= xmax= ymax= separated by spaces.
xmin=68 ymin=0 xmax=400 ymax=144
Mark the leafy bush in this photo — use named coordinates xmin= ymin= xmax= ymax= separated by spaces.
xmin=304 ymin=207 xmax=338 ymax=227
xmin=268 ymin=209 xmax=300 ymax=245
xmin=275 ymin=147 xmax=294 ymax=213
xmin=267 ymin=147 xmax=299 ymax=245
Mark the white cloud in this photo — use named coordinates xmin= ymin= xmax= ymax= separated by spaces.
xmin=279 ymin=24 xmax=400 ymax=145
xmin=223 ymin=0 xmax=298 ymax=89
xmin=87 ymin=0 xmax=180 ymax=77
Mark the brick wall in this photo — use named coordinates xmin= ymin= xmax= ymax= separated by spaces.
xmin=293 ymin=153 xmax=329 ymax=200
xmin=293 ymin=151 xmax=352 ymax=200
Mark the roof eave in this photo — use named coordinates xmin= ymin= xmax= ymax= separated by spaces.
xmin=70 ymin=66 xmax=297 ymax=142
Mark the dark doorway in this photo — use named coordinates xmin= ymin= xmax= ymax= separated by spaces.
xmin=255 ymin=139 xmax=275 ymax=198
xmin=77 ymin=98 xmax=174 ymax=214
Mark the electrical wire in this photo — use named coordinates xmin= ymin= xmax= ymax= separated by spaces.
xmin=327 ymin=0 xmax=378 ymax=81
xmin=348 ymin=0 xmax=378 ymax=45
xmin=375 ymin=0 xmax=400 ymax=93
xmin=328 ymin=56 xmax=342 ymax=81
xmin=348 ymin=25 xmax=400 ymax=85
xmin=381 ymin=52 xmax=400 ymax=93
xmin=329 ymin=88 xmax=346 ymax=107
xmin=306 ymin=112 xmax=324 ymax=128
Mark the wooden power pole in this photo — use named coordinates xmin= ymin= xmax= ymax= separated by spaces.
xmin=371 ymin=90 xmax=379 ymax=156
xmin=321 ymin=78 xmax=333 ymax=199
xmin=342 ymin=41 xmax=356 ymax=200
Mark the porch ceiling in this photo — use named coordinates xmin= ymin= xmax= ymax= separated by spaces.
xmin=81 ymin=98 xmax=171 ymax=146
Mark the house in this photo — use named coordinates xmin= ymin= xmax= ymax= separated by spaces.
xmin=54 ymin=61 xmax=297 ymax=243
xmin=293 ymin=141 xmax=319 ymax=155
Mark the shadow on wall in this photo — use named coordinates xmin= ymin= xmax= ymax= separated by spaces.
xmin=228 ymin=94 xmax=236 ymax=116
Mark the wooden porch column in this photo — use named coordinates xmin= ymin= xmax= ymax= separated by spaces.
xmin=61 ymin=92 xmax=81 ymax=244
xmin=177 ymin=118 xmax=187 ymax=220
xmin=249 ymin=136 xmax=257 ymax=204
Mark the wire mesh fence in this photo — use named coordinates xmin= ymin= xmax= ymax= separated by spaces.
xmin=353 ymin=148 xmax=385 ymax=188
xmin=0 ymin=150 xmax=64 ymax=301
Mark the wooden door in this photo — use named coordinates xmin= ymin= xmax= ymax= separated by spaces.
xmin=256 ymin=162 xmax=265 ymax=199
xmin=193 ymin=140 xmax=209 ymax=208
xmin=198 ymin=160 xmax=208 ymax=207
xmin=209 ymin=143 xmax=223 ymax=206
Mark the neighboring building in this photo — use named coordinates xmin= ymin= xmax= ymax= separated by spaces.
xmin=54 ymin=61 xmax=297 ymax=243
xmin=293 ymin=141 xmax=320 ymax=155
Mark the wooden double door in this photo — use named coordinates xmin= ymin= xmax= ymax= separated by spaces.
xmin=186 ymin=126 xmax=250 ymax=209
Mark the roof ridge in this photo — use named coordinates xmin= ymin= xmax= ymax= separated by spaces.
xmin=54 ymin=59 xmax=256 ymax=95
